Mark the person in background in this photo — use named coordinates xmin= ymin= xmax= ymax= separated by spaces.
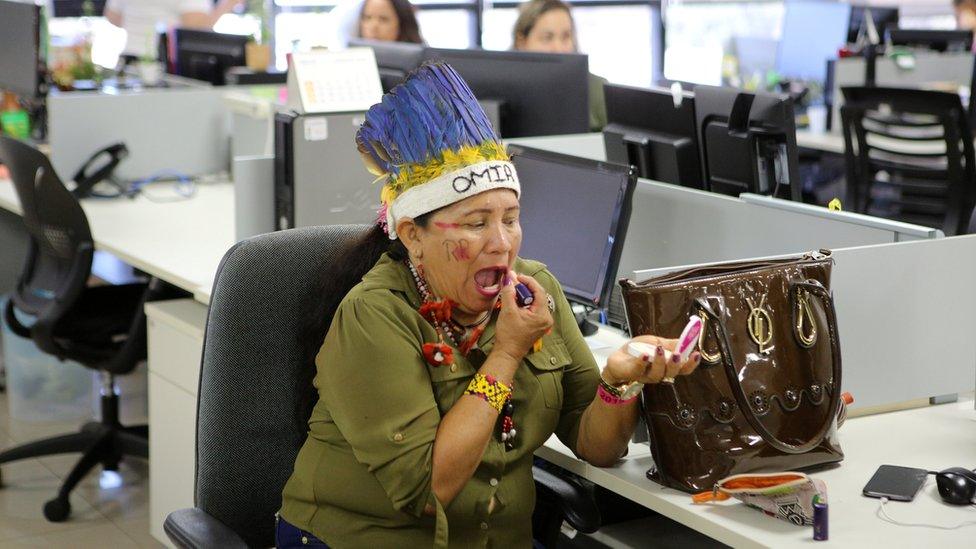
xmin=512 ymin=0 xmax=606 ymax=131
xmin=104 ymin=0 xmax=244 ymax=58
xmin=955 ymin=0 xmax=976 ymax=35
xmin=358 ymin=0 xmax=424 ymax=43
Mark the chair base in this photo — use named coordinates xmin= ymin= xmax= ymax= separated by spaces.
xmin=0 ymin=386 xmax=147 ymax=522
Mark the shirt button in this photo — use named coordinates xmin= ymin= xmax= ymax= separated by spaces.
xmin=301 ymin=535 xmax=309 ymax=545
xmin=480 ymin=522 xmax=489 ymax=530
xmin=450 ymin=364 xmax=458 ymax=373
xmin=393 ymin=432 xmax=404 ymax=442
xmin=489 ymin=478 xmax=498 ymax=487
xmin=550 ymin=356 xmax=557 ymax=365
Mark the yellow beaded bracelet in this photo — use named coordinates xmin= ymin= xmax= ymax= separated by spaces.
xmin=464 ymin=373 xmax=512 ymax=413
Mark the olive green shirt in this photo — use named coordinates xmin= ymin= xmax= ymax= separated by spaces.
xmin=279 ymin=253 xmax=600 ymax=548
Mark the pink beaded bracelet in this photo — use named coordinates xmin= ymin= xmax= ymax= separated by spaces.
xmin=597 ymin=384 xmax=638 ymax=406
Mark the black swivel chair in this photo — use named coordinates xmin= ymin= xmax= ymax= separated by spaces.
xmin=163 ymin=225 xmax=599 ymax=548
xmin=839 ymin=86 xmax=976 ymax=235
xmin=0 ymin=135 xmax=178 ymax=522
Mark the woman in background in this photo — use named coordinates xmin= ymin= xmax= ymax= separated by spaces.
xmin=359 ymin=0 xmax=424 ymax=43
xmin=512 ymin=0 xmax=607 ymax=131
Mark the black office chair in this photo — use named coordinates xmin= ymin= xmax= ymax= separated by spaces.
xmin=839 ymin=86 xmax=976 ymax=235
xmin=163 ymin=225 xmax=599 ymax=548
xmin=0 ymin=135 xmax=177 ymax=522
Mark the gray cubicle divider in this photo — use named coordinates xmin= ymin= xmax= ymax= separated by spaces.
xmin=633 ymin=234 xmax=976 ymax=411
xmin=233 ymin=155 xmax=275 ymax=242
xmin=614 ymin=179 xmax=937 ymax=289
xmin=830 ymin=52 xmax=974 ymax=132
xmin=48 ymin=85 xmax=233 ymax=182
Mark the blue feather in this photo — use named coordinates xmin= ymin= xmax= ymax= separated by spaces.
xmin=357 ymin=62 xmax=501 ymax=180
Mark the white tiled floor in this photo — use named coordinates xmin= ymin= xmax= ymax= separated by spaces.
xmin=0 ymin=392 xmax=160 ymax=548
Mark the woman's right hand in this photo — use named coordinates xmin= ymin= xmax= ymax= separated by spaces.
xmin=492 ymin=270 xmax=554 ymax=363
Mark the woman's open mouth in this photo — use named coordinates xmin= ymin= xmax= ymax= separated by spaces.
xmin=473 ymin=267 xmax=507 ymax=297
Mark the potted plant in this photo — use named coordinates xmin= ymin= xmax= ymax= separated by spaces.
xmin=245 ymin=0 xmax=272 ymax=72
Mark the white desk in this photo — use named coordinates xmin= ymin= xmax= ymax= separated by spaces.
xmin=0 ymin=178 xmax=234 ymax=303
xmin=540 ymin=391 xmax=976 ymax=548
xmin=796 ymin=130 xmax=846 ymax=155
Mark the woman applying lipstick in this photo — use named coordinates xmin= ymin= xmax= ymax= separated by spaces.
xmin=275 ymin=63 xmax=700 ymax=548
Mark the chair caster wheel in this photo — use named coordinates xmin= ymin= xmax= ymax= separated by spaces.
xmin=43 ymin=497 xmax=71 ymax=522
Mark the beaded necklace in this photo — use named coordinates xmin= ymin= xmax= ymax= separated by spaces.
xmin=406 ymin=260 xmax=517 ymax=449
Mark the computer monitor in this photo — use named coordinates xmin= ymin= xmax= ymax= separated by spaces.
xmin=0 ymin=0 xmax=45 ymax=99
xmin=695 ymin=85 xmax=801 ymax=201
xmin=848 ymin=5 xmax=899 ymax=44
xmin=887 ymin=29 xmax=973 ymax=53
xmin=602 ymin=83 xmax=704 ymax=189
xmin=347 ymin=38 xmax=426 ymax=93
xmin=777 ymin=1 xmax=851 ymax=83
xmin=172 ymin=29 xmax=249 ymax=86
xmin=424 ymin=48 xmax=589 ymax=138
xmin=51 ymin=0 xmax=106 ymax=17
xmin=509 ymin=144 xmax=636 ymax=310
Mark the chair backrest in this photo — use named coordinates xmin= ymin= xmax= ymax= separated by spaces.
xmin=839 ymin=86 xmax=976 ymax=235
xmin=0 ymin=136 xmax=93 ymax=313
xmin=195 ymin=224 xmax=371 ymax=548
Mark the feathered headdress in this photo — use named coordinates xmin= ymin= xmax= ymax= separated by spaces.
xmin=356 ymin=62 xmax=520 ymax=239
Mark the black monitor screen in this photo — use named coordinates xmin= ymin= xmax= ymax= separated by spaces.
xmin=174 ymin=29 xmax=249 ymax=86
xmin=511 ymin=145 xmax=635 ymax=308
xmin=52 ymin=0 xmax=106 ymax=17
xmin=603 ymin=83 xmax=703 ymax=189
xmin=425 ymin=48 xmax=589 ymax=138
xmin=0 ymin=0 xmax=42 ymax=98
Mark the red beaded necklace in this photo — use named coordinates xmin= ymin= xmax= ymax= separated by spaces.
xmin=407 ymin=260 xmax=517 ymax=450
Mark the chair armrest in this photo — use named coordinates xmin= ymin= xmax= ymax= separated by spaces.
xmin=163 ymin=508 xmax=249 ymax=549
xmin=532 ymin=465 xmax=601 ymax=533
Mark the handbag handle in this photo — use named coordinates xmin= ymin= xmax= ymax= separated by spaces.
xmin=693 ymin=279 xmax=842 ymax=455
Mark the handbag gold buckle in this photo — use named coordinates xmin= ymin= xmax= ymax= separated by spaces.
xmin=746 ymin=295 xmax=774 ymax=354
xmin=795 ymin=290 xmax=818 ymax=348
xmin=697 ymin=311 xmax=722 ymax=364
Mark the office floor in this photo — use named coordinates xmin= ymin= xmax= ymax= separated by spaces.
xmin=0 ymin=389 xmax=159 ymax=548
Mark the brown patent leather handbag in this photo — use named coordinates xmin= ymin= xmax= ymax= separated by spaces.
xmin=620 ymin=251 xmax=844 ymax=493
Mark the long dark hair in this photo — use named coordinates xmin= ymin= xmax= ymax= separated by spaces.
xmin=361 ymin=0 xmax=425 ymax=45
xmin=299 ymin=216 xmax=430 ymax=379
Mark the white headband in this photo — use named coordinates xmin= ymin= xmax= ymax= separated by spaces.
xmin=386 ymin=160 xmax=521 ymax=240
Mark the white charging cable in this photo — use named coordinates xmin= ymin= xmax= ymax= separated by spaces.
xmin=877 ymin=496 xmax=976 ymax=530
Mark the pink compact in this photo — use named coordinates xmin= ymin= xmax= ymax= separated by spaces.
xmin=675 ymin=316 xmax=703 ymax=362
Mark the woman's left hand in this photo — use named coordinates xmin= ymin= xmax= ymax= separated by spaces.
xmin=602 ymin=336 xmax=700 ymax=386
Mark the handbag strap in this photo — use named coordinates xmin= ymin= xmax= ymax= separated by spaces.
xmin=694 ymin=278 xmax=842 ymax=455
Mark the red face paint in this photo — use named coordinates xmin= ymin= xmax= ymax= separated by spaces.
xmin=452 ymin=245 xmax=470 ymax=261
xmin=434 ymin=222 xmax=461 ymax=229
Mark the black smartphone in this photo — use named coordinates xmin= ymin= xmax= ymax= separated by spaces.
xmin=862 ymin=465 xmax=928 ymax=502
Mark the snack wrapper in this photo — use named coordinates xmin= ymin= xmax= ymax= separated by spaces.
xmin=692 ymin=472 xmax=827 ymax=526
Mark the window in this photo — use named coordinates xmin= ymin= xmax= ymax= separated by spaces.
xmin=482 ymin=1 xmax=660 ymax=88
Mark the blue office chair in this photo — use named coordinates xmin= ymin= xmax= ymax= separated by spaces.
xmin=163 ymin=225 xmax=600 ymax=548
xmin=0 ymin=135 xmax=180 ymax=521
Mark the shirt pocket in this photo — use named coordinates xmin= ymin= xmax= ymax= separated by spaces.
xmin=427 ymin=354 xmax=477 ymax=415
xmin=525 ymin=334 xmax=572 ymax=410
